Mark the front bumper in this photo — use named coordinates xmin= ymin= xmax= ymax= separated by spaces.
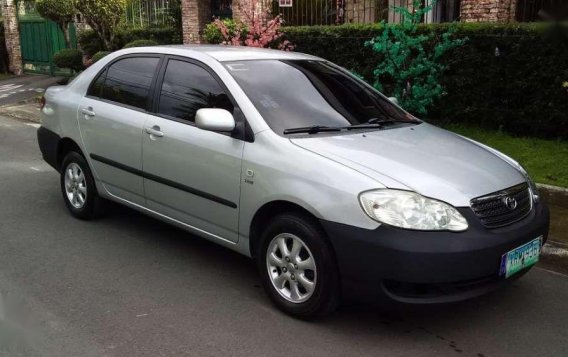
xmin=321 ymin=201 xmax=550 ymax=304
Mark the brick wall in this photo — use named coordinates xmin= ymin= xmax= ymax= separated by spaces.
xmin=2 ymin=0 xmax=23 ymax=75
xmin=181 ymin=0 xmax=212 ymax=43
xmin=460 ymin=0 xmax=517 ymax=22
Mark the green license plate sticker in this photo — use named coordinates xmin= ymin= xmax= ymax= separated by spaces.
xmin=500 ymin=237 xmax=542 ymax=278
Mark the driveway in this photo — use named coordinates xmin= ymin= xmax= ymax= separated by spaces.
xmin=0 ymin=75 xmax=62 ymax=106
xmin=0 ymin=115 xmax=567 ymax=356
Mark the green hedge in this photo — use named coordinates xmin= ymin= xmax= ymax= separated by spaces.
xmin=78 ymin=27 xmax=181 ymax=56
xmin=53 ymin=48 xmax=84 ymax=72
xmin=282 ymin=23 xmax=568 ymax=140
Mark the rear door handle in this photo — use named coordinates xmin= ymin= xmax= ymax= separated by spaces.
xmin=145 ymin=126 xmax=164 ymax=138
xmin=81 ymin=107 xmax=96 ymax=117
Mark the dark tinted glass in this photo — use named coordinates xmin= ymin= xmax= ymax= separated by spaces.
xmin=158 ymin=60 xmax=233 ymax=122
xmin=224 ymin=60 xmax=414 ymax=135
xmin=102 ymin=57 xmax=160 ymax=110
xmin=87 ymin=69 xmax=106 ymax=97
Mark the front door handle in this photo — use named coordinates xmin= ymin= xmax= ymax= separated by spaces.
xmin=145 ymin=125 xmax=164 ymax=138
xmin=81 ymin=107 xmax=96 ymax=117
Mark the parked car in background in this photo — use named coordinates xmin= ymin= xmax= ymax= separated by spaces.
xmin=37 ymin=46 xmax=549 ymax=319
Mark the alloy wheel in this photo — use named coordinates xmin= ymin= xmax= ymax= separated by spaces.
xmin=266 ymin=233 xmax=317 ymax=303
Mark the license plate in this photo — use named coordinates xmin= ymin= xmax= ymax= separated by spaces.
xmin=499 ymin=237 xmax=542 ymax=278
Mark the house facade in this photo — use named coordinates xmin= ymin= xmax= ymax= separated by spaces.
xmin=180 ymin=0 xmax=538 ymax=43
xmin=0 ymin=0 xmax=557 ymax=75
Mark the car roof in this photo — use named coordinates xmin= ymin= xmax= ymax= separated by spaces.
xmin=135 ymin=45 xmax=323 ymax=62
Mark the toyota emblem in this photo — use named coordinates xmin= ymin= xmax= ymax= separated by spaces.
xmin=503 ymin=196 xmax=518 ymax=210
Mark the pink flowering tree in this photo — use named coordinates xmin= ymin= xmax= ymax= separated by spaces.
xmin=208 ymin=0 xmax=293 ymax=50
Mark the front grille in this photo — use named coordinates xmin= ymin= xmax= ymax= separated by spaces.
xmin=470 ymin=183 xmax=532 ymax=229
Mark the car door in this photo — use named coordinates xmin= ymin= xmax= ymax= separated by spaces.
xmin=142 ymin=57 xmax=245 ymax=243
xmin=78 ymin=55 xmax=162 ymax=206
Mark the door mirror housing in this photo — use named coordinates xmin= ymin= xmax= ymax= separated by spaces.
xmin=388 ymin=97 xmax=399 ymax=106
xmin=195 ymin=108 xmax=236 ymax=132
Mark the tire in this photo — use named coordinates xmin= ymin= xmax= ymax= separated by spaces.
xmin=257 ymin=212 xmax=340 ymax=319
xmin=60 ymin=151 xmax=102 ymax=220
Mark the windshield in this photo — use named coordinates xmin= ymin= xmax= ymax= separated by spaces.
xmin=224 ymin=60 xmax=417 ymax=135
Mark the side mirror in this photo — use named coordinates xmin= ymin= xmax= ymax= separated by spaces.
xmin=195 ymin=108 xmax=235 ymax=132
xmin=388 ymin=97 xmax=399 ymax=106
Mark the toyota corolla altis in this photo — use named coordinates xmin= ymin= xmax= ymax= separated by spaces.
xmin=37 ymin=46 xmax=549 ymax=319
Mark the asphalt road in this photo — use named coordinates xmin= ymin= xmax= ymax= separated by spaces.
xmin=0 ymin=75 xmax=61 ymax=106
xmin=1 ymin=115 xmax=567 ymax=357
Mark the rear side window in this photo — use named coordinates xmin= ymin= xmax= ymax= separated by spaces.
xmin=99 ymin=57 xmax=160 ymax=110
xmin=157 ymin=59 xmax=233 ymax=123
xmin=87 ymin=69 xmax=106 ymax=97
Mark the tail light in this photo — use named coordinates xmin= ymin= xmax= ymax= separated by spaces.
xmin=40 ymin=96 xmax=46 ymax=110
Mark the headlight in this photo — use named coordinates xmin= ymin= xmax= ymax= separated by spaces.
xmin=359 ymin=190 xmax=468 ymax=231
xmin=518 ymin=165 xmax=539 ymax=202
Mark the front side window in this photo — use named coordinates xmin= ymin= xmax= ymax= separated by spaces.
xmin=158 ymin=59 xmax=233 ymax=123
xmin=101 ymin=57 xmax=160 ymax=110
xmin=224 ymin=60 xmax=415 ymax=136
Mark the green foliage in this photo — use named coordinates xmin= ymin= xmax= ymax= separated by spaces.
xmin=204 ymin=19 xmax=247 ymax=44
xmin=365 ymin=0 xmax=467 ymax=115
xmin=123 ymin=39 xmax=159 ymax=48
xmin=91 ymin=51 xmax=111 ymax=64
xmin=79 ymin=27 xmax=180 ymax=56
xmin=282 ymin=23 xmax=568 ymax=140
xmin=75 ymin=0 xmax=128 ymax=50
xmin=35 ymin=0 xmax=75 ymax=48
xmin=53 ymin=48 xmax=84 ymax=72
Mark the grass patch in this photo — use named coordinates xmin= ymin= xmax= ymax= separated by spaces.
xmin=442 ymin=124 xmax=568 ymax=188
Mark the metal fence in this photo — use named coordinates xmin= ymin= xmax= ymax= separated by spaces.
xmin=123 ymin=0 xmax=181 ymax=28
xmin=516 ymin=0 xmax=568 ymax=22
xmin=273 ymin=0 xmax=462 ymax=26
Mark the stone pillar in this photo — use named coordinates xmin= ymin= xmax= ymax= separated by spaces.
xmin=460 ymin=0 xmax=517 ymax=23
xmin=2 ymin=0 xmax=23 ymax=75
xmin=181 ymin=0 xmax=212 ymax=44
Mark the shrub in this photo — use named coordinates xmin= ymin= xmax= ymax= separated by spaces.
xmin=79 ymin=27 xmax=180 ymax=55
xmin=91 ymin=51 xmax=111 ymax=64
xmin=204 ymin=19 xmax=245 ymax=44
xmin=123 ymin=39 xmax=159 ymax=48
xmin=76 ymin=0 xmax=128 ymax=50
xmin=282 ymin=23 xmax=568 ymax=140
xmin=53 ymin=48 xmax=84 ymax=72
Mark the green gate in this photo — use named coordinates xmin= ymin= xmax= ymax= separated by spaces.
xmin=17 ymin=0 xmax=77 ymax=75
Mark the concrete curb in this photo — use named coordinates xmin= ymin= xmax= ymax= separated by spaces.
xmin=537 ymin=183 xmax=568 ymax=209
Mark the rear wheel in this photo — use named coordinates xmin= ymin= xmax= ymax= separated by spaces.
xmin=257 ymin=213 xmax=340 ymax=319
xmin=60 ymin=151 xmax=102 ymax=220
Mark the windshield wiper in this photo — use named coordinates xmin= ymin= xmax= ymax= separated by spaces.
xmin=364 ymin=117 xmax=421 ymax=125
xmin=283 ymin=125 xmax=343 ymax=135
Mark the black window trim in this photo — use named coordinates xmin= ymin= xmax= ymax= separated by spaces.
xmin=85 ymin=53 xmax=166 ymax=115
xmin=84 ymin=53 xmax=254 ymax=142
xmin=150 ymin=55 xmax=253 ymax=142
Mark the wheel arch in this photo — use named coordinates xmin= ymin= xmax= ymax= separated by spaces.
xmin=248 ymin=200 xmax=326 ymax=259
xmin=56 ymin=137 xmax=85 ymax=171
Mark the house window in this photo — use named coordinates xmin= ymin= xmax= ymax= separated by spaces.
xmin=426 ymin=0 xmax=461 ymax=23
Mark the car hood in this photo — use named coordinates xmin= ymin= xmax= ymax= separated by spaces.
xmin=290 ymin=123 xmax=526 ymax=207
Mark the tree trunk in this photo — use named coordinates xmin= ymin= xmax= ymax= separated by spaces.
xmin=62 ymin=23 xmax=72 ymax=49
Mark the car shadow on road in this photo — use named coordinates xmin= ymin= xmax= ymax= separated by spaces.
xmin=92 ymin=199 xmax=545 ymax=355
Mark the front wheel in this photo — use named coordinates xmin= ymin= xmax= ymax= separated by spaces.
xmin=257 ymin=213 xmax=340 ymax=319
